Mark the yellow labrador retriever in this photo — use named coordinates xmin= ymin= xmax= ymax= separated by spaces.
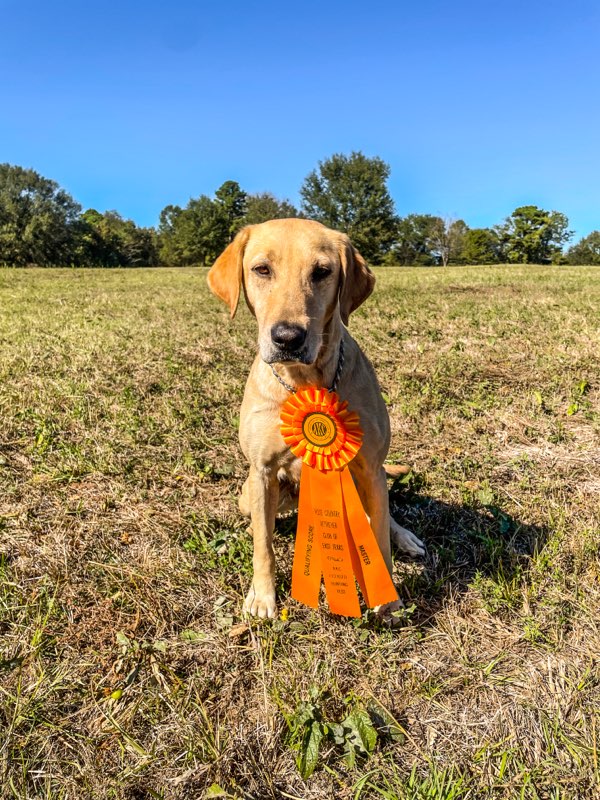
xmin=207 ymin=218 xmax=424 ymax=619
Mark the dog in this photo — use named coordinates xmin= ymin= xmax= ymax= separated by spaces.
xmin=207 ymin=218 xmax=424 ymax=619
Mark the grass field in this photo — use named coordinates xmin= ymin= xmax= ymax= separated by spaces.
xmin=1 ymin=265 xmax=599 ymax=800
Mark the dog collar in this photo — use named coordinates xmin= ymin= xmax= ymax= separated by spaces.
xmin=269 ymin=338 xmax=345 ymax=394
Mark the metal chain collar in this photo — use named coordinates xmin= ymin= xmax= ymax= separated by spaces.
xmin=269 ymin=338 xmax=345 ymax=395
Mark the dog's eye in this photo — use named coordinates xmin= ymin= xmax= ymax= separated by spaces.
xmin=311 ymin=266 xmax=332 ymax=282
xmin=252 ymin=264 xmax=271 ymax=277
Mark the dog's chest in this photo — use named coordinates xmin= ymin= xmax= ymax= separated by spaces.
xmin=238 ymin=399 xmax=292 ymax=465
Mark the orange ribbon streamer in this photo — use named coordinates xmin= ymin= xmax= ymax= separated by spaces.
xmin=281 ymin=388 xmax=398 ymax=617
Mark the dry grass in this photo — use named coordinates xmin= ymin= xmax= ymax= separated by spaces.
xmin=1 ymin=264 xmax=599 ymax=799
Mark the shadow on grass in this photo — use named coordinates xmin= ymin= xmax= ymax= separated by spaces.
xmin=388 ymin=476 xmax=550 ymax=626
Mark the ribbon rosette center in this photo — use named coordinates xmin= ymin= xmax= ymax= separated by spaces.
xmin=280 ymin=387 xmax=398 ymax=617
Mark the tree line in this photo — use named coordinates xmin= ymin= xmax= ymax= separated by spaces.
xmin=1 ymin=156 xmax=598 ymax=267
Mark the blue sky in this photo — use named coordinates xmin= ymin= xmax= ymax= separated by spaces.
xmin=2 ymin=0 xmax=599 ymax=239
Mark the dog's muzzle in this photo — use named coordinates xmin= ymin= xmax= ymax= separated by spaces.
xmin=267 ymin=322 xmax=311 ymax=363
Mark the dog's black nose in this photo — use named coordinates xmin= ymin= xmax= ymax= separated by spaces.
xmin=271 ymin=322 xmax=307 ymax=351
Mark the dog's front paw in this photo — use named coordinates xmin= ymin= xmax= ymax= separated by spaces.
xmin=374 ymin=597 xmax=405 ymax=628
xmin=243 ymin=584 xmax=277 ymax=619
xmin=390 ymin=518 xmax=425 ymax=557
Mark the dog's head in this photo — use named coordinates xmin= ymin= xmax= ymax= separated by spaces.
xmin=207 ymin=218 xmax=374 ymax=365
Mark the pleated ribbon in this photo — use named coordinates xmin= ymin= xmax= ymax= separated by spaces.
xmin=280 ymin=388 xmax=398 ymax=616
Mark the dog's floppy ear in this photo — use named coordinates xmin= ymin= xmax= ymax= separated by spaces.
xmin=338 ymin=235 xmax=375 ymax=325
xmin=207 ymin=226 xmax=252 ymax=318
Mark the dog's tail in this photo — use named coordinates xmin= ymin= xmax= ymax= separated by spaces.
xmin=384 ymin=463 xmax=411 ymax=479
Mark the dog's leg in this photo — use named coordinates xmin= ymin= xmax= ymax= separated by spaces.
xmin=355 ymin=466 xmax=405 ymax=620
xmin=239 ymin=477 xmax=250 ymax=517
xmin=355 ymin=466 xmax=394 ymax=574
xmin=242 ymin=465 xmax=279 ymax=619
xmin=390 ymin=518 xmax=425 ymax=557
xmin=240 ymin=475 xmax=298 ymax=518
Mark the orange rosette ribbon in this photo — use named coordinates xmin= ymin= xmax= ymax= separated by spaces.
xmin=280 ymin=388 xmax=398 ymax=617
xmin=280 ymin=388 xmax=363 ymax=471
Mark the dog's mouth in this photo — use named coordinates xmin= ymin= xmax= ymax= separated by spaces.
xmin=264 ymin=347 xmax=313 ymax=366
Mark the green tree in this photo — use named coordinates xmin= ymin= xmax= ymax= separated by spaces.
xmin=0 ymin=163 xmax=81 ymax=265
xmin=76 ymin=209 xmax=119 ymax=266
xmin=243 ymin=192 xmax=299 ymax=225
xmin=186 ymin=195 xmax=229 ymax=263
xmin=429 ymin=218 xmax=469 ymax=266
xmin=497 ymin=205 xmax=572 ymax=264
xmin=157 ymin=194 xmax=229 ymax=266
xmin=214 ymin=180 xmax=247 ymax=240
xmin=461 ymin=227 xmax=501 ymax=264
xmin=300 ymin=152 xmax=398 ymax=263
xmin=117 ymin=218 xmax=158 ymax=266
xmin=565 ymin=231 xmax=600 ymax=265
xmin=158 ymin=204 xmax=186 ymax=265
xmin=78 ymin=209 xmax=158 ymax=266
xmin=388 ymin=214 xmax=439 ymax=265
